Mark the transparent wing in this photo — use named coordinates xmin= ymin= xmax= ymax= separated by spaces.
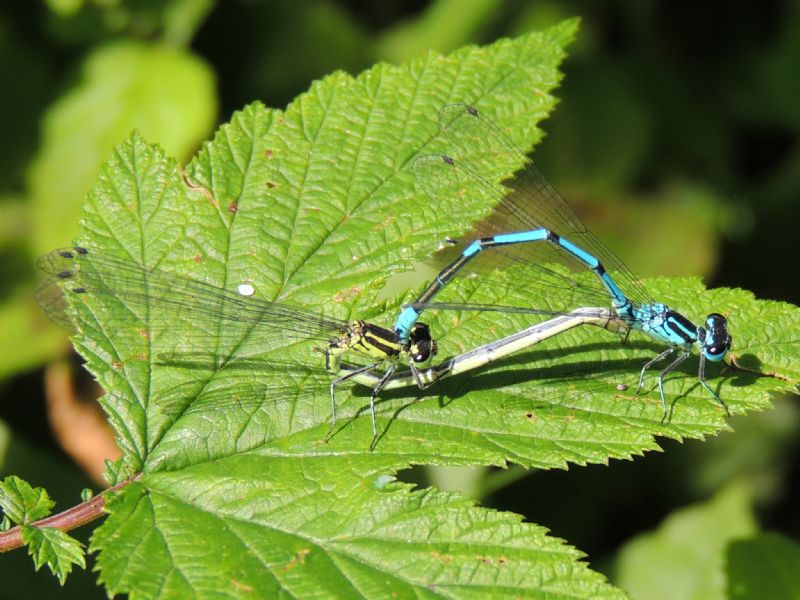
xmin=413 ymin=155 xmax=616 ymax=308
xmin=414 ymin=104 xmax=654 ymax=309
xmin=37 ymin=247 xmax=350 ymax=360
xmin=154 ymin=365 xmax=331 ymax=416
xmin=135 ymin=367 xmax=352 ymax=452
xmin=149 ymin=361 xmax=428 ymax=448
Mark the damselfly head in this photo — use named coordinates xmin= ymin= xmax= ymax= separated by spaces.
xmin=702 ymin=313 xmax=732 ymax=362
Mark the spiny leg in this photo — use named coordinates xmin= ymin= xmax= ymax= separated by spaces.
xmin=409 ymin=360 xmax=424 ymax=389
xmin=635 ymin=347 xmax=676 ymax=396
xmin=328 ymin=362 xmax=379 ymax=438
xmin=409 ymin=354 xmax=462 ymax=391
xmin=411 ymin=360 xmax=444 ymax=390
xmin=657 ymin=350 xmax=691 ymax=423
xmin=698 ymin=353 xmax=730 ymax=416
xmin=369 ymin=363 xmax=397 ymax=449
xmin=400 ymin=359 xmax=450 ymax=391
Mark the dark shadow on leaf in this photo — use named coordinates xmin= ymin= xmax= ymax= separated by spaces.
xmin=154 ymin=352 xmax=319 ymax=373
xmin=731 ymin=352 xmax=762 ymax=371
xmin=726 ymin=352 xmax=779 ymax=389
xmin=150 ymin=334 xmax=753 ymax=443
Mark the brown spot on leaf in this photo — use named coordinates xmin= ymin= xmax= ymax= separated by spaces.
xmin=430 ymin=551 xmax=453 ymax=564
xmin=230 ymin=579 xmax=253 ymax=593
xmin=283 ymin=548 xmax=311 ymax=571
xmin=374 ymin=211 xmax=394 ymax=231
xmin=264 ymin=148 xmax=273 ymax=158
xmin=333 ymin=286 xmax=362 ymax=304
xmin=182 ymin=172 xmax=218 ymax=206
xmin=228 ymin=201 xmax=238 ymax=214
xmin=265 ymin=181 xmax=277 ymax=189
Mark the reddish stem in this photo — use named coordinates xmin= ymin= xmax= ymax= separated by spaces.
xmin=0 ymin=476 xmax=139 ymax=552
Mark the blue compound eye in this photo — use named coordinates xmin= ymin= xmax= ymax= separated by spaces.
xmin=706 ymin=313 xmax=727 ymax=328
xmin=703 ymin=313 xmax=731 ymax=361
xmin=705 ymin=343 xmax=729 ymax=360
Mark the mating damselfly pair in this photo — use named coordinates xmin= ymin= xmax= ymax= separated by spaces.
xmin=38 ymin=105 xmax=732 ymax=446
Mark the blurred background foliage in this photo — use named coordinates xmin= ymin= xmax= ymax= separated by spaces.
xmin=1 ymin=0 xmax=799 ymax=597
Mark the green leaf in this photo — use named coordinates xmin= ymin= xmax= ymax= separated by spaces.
xmin=102 ymin=457 xmax=132 ymax=487
xmin=39 ymin=17 xmax=798 ymax=597
xmin=60 ymin=20 xmax=631 ymax=598
xmin=727 ymin=532 xmax=800 ymax=599
xmin=92 ymin=466 xmax=624 ymax=598
xmin=67 ymin=20 xmax=592 ymax=470
xmin=29 ymin=40 xmax=217 ymax=254
xmin=613 ymin=482 xmax=758 ymax=600
xmin=0 ymin=476 xmax=55 ymax=525
xmin=21 ymin=525 xmax=86 ymax=586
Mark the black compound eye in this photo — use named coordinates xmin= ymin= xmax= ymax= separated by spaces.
xmin=706 ymin=313 xmax=728 ymax=332
xmin=409 ymin=322 xmax=431 ymax=341
xmin=408 ymin=322 xmax=436 ymax=362
xmin=411 ymin=342 xmax=430 ymax=363
xmin=410 ymin=339 xmax=437 ymax=363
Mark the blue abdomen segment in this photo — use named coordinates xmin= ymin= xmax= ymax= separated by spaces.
xmin=492 ymin=230 xmax=549 ymax=245
xmin=395 ymin=306 xmax=420 ymax=342
xmin=463 ymin=241 xmax=482 ymax=257
xmin=393 ymin=227 xmax=635 ymax=341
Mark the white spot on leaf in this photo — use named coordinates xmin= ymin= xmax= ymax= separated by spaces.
xmin=237 ymin=283 xmax=255 ymax=297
